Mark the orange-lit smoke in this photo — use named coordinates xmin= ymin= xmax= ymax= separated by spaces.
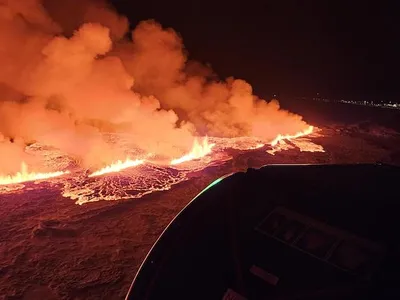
xmin=0 ymin=0 xmax=311 ymax=175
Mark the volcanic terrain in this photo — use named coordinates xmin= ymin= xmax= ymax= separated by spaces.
xmin=1 ymin=102 xmax=400 ymax=299
xmin=0 ymin=1 xmax=399 ymax=299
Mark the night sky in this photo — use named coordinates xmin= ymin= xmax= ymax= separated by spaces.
xmin=111 ymin=0 xmax=399 ymax=102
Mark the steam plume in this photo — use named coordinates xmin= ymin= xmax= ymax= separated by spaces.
xmin=0 ymin=0 xmax=309 ymax=173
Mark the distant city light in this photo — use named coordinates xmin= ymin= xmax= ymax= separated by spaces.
xmin=301 ymin=96 xmax=399 ymax=110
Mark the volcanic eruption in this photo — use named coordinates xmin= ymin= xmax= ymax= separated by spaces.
xmin=0 ymin=0 xmax=323 ymax=204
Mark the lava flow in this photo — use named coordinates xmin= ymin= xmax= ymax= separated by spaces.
xmin=0 ymin=130 xmax=324 ymax=204
xmin=270 ymin=126 xmax=315 ymax=146
xmin=0 ymin=162 xmax=70 ymax=185
xmin=268 ymin=126 xmax=325 ymax=155
xmin=85 ymin=137 xmax=215 ymax=179
xmin=88 ymin=158 xmax=145 ymax=177
xmin=0 ymin=1 xmax=325 ymax=203
xmin=170 ymin=137 xmax=215 ymax=165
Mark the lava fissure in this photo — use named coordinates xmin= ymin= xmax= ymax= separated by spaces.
xmin=0 ymin=162 xmax=70 ymax=186
xmin=0 ymin=0 xmax=324 ymax=203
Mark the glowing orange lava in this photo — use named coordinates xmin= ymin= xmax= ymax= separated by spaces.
xmin=267 ymin=139 xmax=292 ymax=155
xmin=270 ymin=126 xmax=314 ymax=146
xmin=291 ymin=139 xmax=325 ymax=153
xmin=253 ymin=143 xmax=265 ymax=149
xmin=0 ymin=162 xmax=69 ymax=185
xmin=170 ymin=137 xmax=215 ymax=165
xmin=268 ymin=126 xmax=325 ymax=155
xmin=88 ymin=158 xmax=145 ymax=177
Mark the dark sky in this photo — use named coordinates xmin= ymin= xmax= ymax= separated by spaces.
xmin=111 ymin=0 xmax=399 ymax=101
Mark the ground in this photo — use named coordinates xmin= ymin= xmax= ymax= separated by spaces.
xmin=1 ymin=101 xmax=400 ymax=300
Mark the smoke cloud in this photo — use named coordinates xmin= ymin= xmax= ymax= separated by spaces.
xmin=0 ymin=0 xmax=309 ymax=174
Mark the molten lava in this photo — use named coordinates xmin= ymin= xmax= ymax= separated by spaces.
xmin=267 ymin=140 xmax=292 ymax=155
xmin=267 ymin=126 xmax=325 ymax=155
xmin=170 ymin=137 xmax=215 ymax=165
xmin=0 ymin=0 xmax=327 ymax=203
xmin=291 ymin=139 xmax=325 ymax=153
xmin=253 ymin=143 xmax=265 ymax=149
xmin=0 ymin=131 xmax=326 ymax=205
xmin=88 ymin=158 xmax=145 ymax=177
xmin=0 ymin=162 xmax=69 ymax=185
xmin=270 ymin=126 xmax=314 ymax=146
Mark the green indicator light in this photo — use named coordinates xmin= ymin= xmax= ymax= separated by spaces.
xmin=204 ymin=177 xmax=224 ymax=191
xmin=190 ymin=174 xmax=233 ymax=203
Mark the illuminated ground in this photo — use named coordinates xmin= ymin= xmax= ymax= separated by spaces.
xmin=1 ymin=121 xmax=400 ymax=299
